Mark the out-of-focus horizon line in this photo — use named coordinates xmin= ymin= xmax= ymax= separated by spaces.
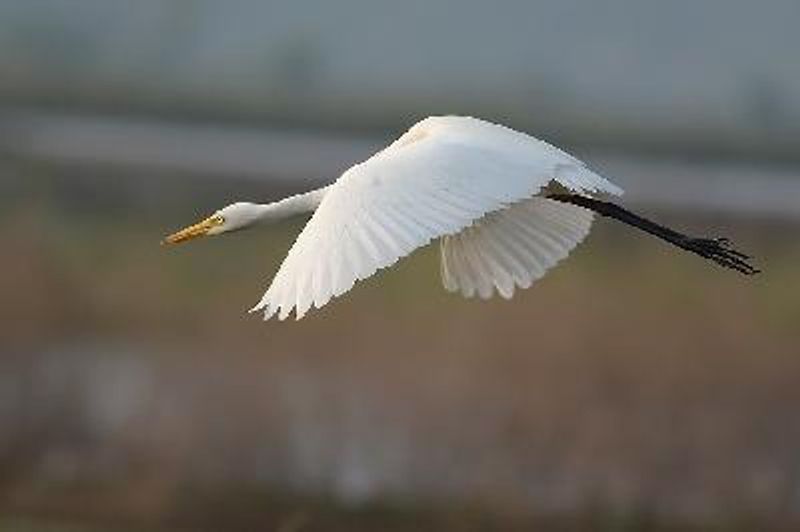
xmin=3 ymin=107 xmax=799 ymax=220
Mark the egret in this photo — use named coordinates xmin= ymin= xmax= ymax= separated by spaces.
xmin=164 ymin=116 xmax=758 ymax=320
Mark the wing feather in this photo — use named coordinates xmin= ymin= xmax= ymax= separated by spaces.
xmin=440 ymin=197 xmax=594 ymax=299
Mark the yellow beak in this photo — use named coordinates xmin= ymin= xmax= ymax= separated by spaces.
xmin=162 ymin=215 xmax=223 ymax=245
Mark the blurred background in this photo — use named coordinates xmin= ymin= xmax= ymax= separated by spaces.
xmin=1 ymin=1 xmax=799 ymax=530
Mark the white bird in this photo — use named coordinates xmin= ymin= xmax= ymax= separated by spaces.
xmin=164 ymin=116 xmax=758 ymax=320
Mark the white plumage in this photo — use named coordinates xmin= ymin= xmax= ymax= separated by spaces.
xmin=251 ymin=116 xmax=621 ymax=320
xmin=440 ymin=197 xmax=595 ymax=300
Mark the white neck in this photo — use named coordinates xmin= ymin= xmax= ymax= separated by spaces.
xmin=255 ymin=185 xmax=331 ymax=223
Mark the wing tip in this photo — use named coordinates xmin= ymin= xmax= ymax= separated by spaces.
xmin=248 ymin=298 xmax=280 ymax=321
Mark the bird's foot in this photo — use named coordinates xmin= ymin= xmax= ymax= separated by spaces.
xmin=682 ymin=237 xmax=760 ymax=275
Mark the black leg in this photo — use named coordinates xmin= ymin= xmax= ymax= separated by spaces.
xmin=547 ymin=193 xmax=760 ymax=275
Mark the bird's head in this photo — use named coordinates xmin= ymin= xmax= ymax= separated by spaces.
xmin=162 ymin=202 xmax=263 ymax=245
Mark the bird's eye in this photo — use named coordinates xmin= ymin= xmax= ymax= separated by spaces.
xmin=214 ymin=215 xmax=225 ymax=225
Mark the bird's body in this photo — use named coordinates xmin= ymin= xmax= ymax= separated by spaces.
xmin=164 ymin=116 xmax=757 ymax=320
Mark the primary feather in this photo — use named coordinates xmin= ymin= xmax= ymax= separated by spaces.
xmin=250 ymin=116 xmax=622 ymax=320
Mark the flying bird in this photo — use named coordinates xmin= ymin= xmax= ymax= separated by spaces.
xmin=164 ymin=116 xmax=758 ymax=320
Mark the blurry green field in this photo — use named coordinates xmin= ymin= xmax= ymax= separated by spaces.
xmin=1 ymin=171 xmax=799 ymax=531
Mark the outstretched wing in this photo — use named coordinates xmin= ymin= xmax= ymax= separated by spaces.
xmin=251 ymin=116 xmax=622 ymax=320
xmin=440 ymin=196 xmax=594 ymax=299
